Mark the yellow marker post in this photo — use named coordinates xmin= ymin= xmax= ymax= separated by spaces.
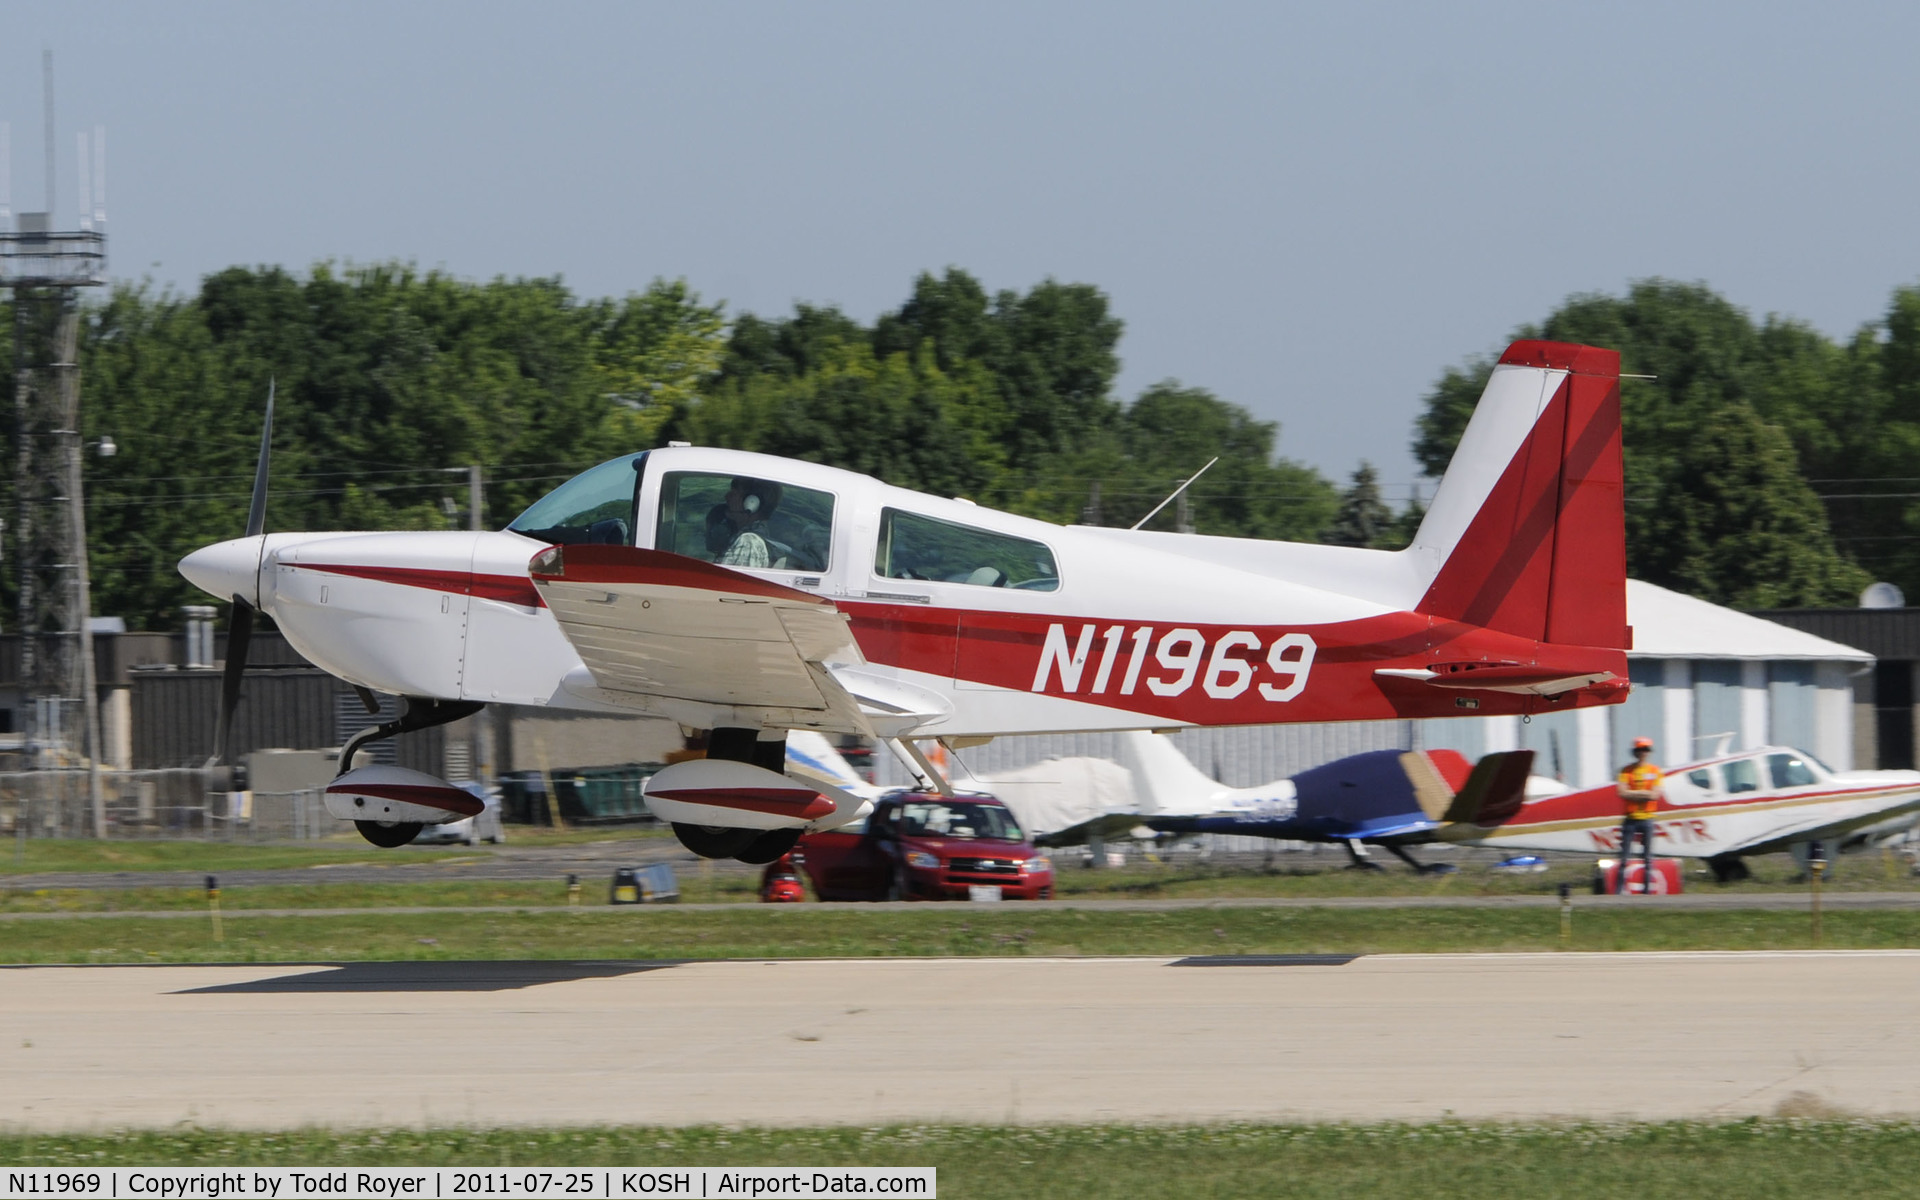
xmin=205 ymin=874 xmax=224 ymax=944
xmin=567 ymin=872 xmax=582 ymax=907
xmin=1810 ymin=856 xmax=1826 ymax=947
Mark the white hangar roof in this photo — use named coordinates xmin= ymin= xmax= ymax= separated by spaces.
xmin=1627 ymin=580 xmax=1872 ymax=662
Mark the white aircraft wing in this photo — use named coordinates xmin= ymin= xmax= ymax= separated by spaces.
xmin=530 ymin=545 xmax=868 ymax=723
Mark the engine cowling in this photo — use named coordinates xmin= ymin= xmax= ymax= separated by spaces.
xmin=643 ymin=758 xmax=835 ymax=830
xmin=323 ymin=765 xmax=481 ymax=826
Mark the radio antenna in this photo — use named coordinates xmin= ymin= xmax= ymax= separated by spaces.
xmin=1131 ymin=457 xmax=1219 ymax=531
xmin=43 ymin=48 xmax=54 ymax=215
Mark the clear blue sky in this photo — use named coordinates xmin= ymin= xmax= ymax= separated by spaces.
xmin=5 ymin=1 xmax=1917 ymax=499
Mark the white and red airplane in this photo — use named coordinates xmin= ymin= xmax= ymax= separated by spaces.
xmin=1437 ymin=744 xmax=1920 ymax=880
xmin=179 ymin=340 xmax=1632 ymax=860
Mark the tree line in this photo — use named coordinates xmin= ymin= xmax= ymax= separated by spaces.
xmin=1415 ymin=280 xmax=1920 ymax=609
xmin=1 ymin=264 xmax=1913 ymax=630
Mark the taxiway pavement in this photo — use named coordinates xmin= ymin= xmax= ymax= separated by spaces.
xmin=5 ymin=952 xmax=1918 ymax=1129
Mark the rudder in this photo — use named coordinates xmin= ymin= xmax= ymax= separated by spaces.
xmin=1412 ymin=341 xmax=1627 ymax=649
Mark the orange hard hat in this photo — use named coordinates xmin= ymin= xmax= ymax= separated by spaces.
xmin=1632 ymin=737 xmax=1654 ymax=750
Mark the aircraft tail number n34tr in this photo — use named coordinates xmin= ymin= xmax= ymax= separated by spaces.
xmin=180 ymin=340 xmax=1633 ymax=860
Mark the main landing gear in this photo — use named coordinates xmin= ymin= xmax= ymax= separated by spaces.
xmin=340 ymin=696 xmax=484 ymax=848
xmin=666 ymin=727 xmax=810 ymax=864
xmin=1343 ymin=838 xmax=1456 ymax=875
xmin=1707 ymin=855 xmax=1752 ymax=884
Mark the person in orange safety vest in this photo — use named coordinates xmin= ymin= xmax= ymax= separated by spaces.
xmin=1615 ymin=736 xmax=1663 ymax=893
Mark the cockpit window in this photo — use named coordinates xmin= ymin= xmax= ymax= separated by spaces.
xmin=656 ymin=471 xmax=834 ymax=572
xmin=1768 ymin=752 xmax=1819 ymax=789
xmin=507 ymin=453 xmax=646 ymax=545
xmin=1723 ymin=758 xmax=1760 ymax=794
xmin=874 ymin=508 xmax=1059 ymax=590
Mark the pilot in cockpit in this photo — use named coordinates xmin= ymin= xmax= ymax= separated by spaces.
xmin=708 ymin=477 xmax=784 ymax=569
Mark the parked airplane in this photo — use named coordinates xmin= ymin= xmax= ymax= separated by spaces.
xmin=1440 ymin=745 xmax=1920 ymax=881
xmin=179 ymin=340 xmax=1631 ymax=858
xmin=1121 ymin=734 xmax=1920 ymax=880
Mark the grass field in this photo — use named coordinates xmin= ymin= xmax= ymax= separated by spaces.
xmin=7 ymin=834 xmax=1918 ymax=903
xmin=3 ymin=1122 xmax=1919 ymax=1198
xmin=0 ymin=902 xmax=1912 ymax=963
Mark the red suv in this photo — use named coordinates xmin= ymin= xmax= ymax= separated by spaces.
xmin=799 ymin=790 xmax=1054 ymax=901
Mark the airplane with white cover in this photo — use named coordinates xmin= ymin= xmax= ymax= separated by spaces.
xmin=179 ymin=340 xmax=1633 ymax=861
xmin=1119 ymin=730 xmax=1540 ymax=871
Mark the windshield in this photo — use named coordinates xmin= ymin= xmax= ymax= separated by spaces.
xmin=508 ymin=453 xmax=647 ymax=544
xmin=897 ymin=799 xmax=1023 ymax=841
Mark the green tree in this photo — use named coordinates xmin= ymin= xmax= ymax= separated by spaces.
xmin=1327 ymin=462 xmax=1395 ymax=548
xmin=1410 ymin=279 xmax=1880 ymax=605
xmin=1647 ymin=404 xmax=1868 ymax=607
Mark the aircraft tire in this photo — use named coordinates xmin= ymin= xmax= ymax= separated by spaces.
xmin=672 ymin=822 xmax=759 ymax=859
xmin=1707 ymin=855 xmax=1751 ymax=884
xmin=355 ymin=820 xmax=424 ymax=848
xmin=734 ymin=827 xmax=802 ymax=865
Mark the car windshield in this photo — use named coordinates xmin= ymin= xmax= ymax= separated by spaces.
xmin=897 ymin=800 xmax=1023 ymax=841
xmin=508 ymin=454 xmax=647 ymax=544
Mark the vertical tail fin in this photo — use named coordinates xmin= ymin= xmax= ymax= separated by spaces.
xmin=1118 ymin=731 xmax=1226 ymax=816
xmin=1439 ymin=749 xmax=1537 ymax=826
xmin=1411 ymin=341 xmax=1628 ymax=649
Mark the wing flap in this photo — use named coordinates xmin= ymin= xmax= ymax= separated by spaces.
xmin=531 ymin=545 xmax=863 ymax=714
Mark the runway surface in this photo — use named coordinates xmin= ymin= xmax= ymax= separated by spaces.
xmin=6 ymin=952 xmax=1920 ymax=1129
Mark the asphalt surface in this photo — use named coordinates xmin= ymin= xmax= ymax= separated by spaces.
xmin=0 ymin=835 xmax=710 ymax=891
xmin=6 ymin=952 xmax=1918 ymax=1128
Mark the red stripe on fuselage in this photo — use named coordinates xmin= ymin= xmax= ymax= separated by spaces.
xmin=1494 ymin=781 xmax=1914 ymax=831
xmin=296 ymin=563 xmax=544 ymax=608
xmin=523 ymin=543 xmax=1628 ymax=726
xmin=838 ymin=600 xmax=1627 ymax=726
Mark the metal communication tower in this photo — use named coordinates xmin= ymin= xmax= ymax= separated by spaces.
xmin=3 ymin=51 xmax=109 ymax=832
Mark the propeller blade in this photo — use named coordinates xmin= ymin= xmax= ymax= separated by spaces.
xmin=215 ymin=596 xmax=256 ymax=766
xmin=215 ymin=381 xmax=273 ymax=766
xmin=244 ymin=378 xmax=274 ymax=538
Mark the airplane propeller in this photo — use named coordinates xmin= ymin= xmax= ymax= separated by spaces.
xmin=212 ymin=380 xmax=272 ymax=770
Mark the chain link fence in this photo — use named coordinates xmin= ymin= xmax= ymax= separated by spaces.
xmin=0 ymin=769 xmax=330 ymax=842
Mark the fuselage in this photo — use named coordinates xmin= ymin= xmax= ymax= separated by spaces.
xmin=180 ymin=445 xmax=1630 ymax=740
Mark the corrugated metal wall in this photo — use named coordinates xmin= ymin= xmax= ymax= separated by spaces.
xmin=875 ymin=720 xmax=1412 ymax=789
xmin=130 ymin=669 xmax=443 ymax=772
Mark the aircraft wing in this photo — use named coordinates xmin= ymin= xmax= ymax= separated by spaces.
xmin=530 ymin=544 xmax=870 ymax=726
xmin=1719 ymin=800 xmax=1920 ymax=858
